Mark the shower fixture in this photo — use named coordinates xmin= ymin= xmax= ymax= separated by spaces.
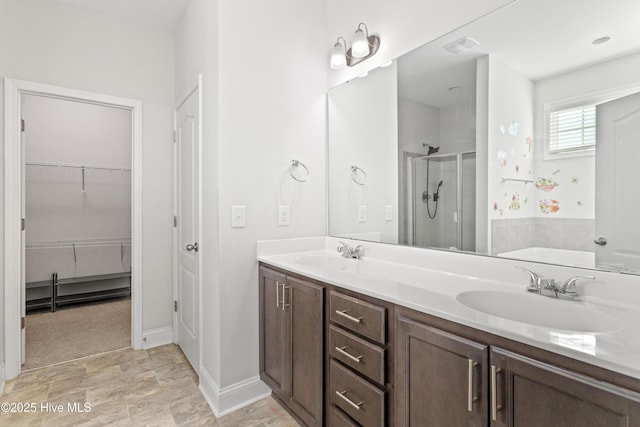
xmin=422 ymin=143 xmax=440 ymax=156
xmin=421 ymin=151 xmax=443 ymax=218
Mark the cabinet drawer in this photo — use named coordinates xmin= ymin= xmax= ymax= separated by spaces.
xmin=330 ymin=325 xmax=385 ymax=385
xmin=330 ymin=360 xmax=385 ymax=427
xmin=330 ymin=291 xmax=386 ymax=344
xmin=329 ymin=405 xmax=359 ymax=427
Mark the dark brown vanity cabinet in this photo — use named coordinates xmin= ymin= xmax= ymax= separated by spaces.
xmin=328 ymin=290 xmax=392 ymax=427
xmin=490 ymin=348 xmax=640 ymax=427
xmin=259 ymin=266 xmax=324 ymax=427
xmin=395 ymin=315 xmax=489 ymax=426
xmin=395 ymin=310 xmax=640 ymax=427
xmin=260 ymin=264 xmax=640 ymax=427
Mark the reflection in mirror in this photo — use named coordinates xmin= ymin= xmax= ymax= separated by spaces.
xmin=327 ymin=0 xmax=640 ymax=274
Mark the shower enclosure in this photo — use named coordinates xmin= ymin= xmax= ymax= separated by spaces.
xmin=408 ymin=151 xmax=476 ymax=251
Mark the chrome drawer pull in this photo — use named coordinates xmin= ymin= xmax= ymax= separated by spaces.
xmin=275 ymin=281 xmax=282 ymax=309
xmin=468 ymin=359 xmax=478 ymax=412
xmin=335 ymin=390 xmax=363 ymax=411
xmin=335 ymin=346 xmax=363 ymax=363
xmin=491 ymin=365 xmax=503 ymax=421
xmin=335 ymin=309 xmax=363 ymax=323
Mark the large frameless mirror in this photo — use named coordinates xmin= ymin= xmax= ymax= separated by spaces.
xmin=328 ymin=0 xmax=640 ymax=274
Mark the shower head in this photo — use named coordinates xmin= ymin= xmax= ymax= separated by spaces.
xmin=422 ymin=143 xmax=440 ymax=156
xmin=437 ymin=180 xmax=443 ymax=188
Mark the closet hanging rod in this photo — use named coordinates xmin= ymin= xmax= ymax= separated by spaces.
xmin=26 ymin=162 xmax=131 ymax=172
xmin=26 ymin=238 xmax=132 ymax=250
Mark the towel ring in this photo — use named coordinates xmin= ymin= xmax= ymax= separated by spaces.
xmin=289 ymin=160 xmax=309 ymax=182
xmin=351 ymin=165 xmax=367 ymax=186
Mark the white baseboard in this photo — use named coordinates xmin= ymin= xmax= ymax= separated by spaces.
xmin=199 ymin=367 xmax=271 ymax=417
xmin=0 ymin=362 xmax=5 ymax=395
xmin=141 ymin=326 xmax=174 ymax=349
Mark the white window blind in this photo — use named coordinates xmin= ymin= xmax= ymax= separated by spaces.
xmin=548 ymin=105 xmax=596 ymax=153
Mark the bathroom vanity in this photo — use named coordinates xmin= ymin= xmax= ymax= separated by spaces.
xmin=258 ymin=238 xmax=640 ymax=426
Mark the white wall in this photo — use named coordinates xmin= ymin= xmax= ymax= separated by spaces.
xmin=0 ymin=0 xmax=175 ymax=364
xmin=329 ymin=64 xmax=399 ymax=243
xmin=175 ymin=0 xmax=327 ymax=412
xmin=23 ymin=95 xmax=132 ymax=282
xmin=484 ymin=56 xmax=535 ymax=241
xmin=327 ymin=0 xmax=514 ymax=87
xmin=533 ymin=51 xmax=640 ymax=220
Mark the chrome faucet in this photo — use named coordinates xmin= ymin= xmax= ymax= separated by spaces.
xmin=337 ymin=241 xmax=363 ymax=259
xmin=516 ymin=267 xmax=594 ymax=301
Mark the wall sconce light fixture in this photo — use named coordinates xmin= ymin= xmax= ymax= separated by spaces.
xmin=330 ymin=23 xmax=380 ymax=69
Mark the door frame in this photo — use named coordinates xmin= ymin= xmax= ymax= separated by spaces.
xmin=3 ymin=78 xmax=144 ymax=379
xmin=172 ymin=74 xmax=203 ymax=374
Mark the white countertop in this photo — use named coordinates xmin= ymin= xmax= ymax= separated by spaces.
xmin=257 ymin=237 xmax=640 ymax=381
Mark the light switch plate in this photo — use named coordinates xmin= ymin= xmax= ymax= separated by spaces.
xmin=278 ymin=205 xmax=290 ymax=226
xmin=231 ymin=206 xmax=246 ymax=228
xmin=385 ymin=205 xmax=393 ymax=221
xmin=357 ymin=205 xmax=367 ymax=223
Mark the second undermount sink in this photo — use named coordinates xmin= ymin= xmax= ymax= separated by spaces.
xmin=456 ymin=290 xmax=623 ymax=333
xmin=294 ymin=254 xmax=357 ymax=271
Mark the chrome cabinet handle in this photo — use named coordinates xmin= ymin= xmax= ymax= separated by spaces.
xmin=275 ymin=281 xmax=282 ymax=309
xmin=335 ymin=390 xmax=363 ymax=411
xmin=335 ymin=309 xmax=363 ymax=323
xmin=279 ymin=285 xmax=290 ymax=311
xmin=594 ymin=237 xmax=607 ymax=246
xmin=186 ymin=242 xmax=199 ymax=252
xmin=491 ymin=365 xmax=503 ymax=421
xmin=335 ymin=346 xmax=363 ymax=363
xmin=468 ymin=359 xmax=478 ymax=412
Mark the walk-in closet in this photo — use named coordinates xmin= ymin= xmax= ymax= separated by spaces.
xmin=23 ymin=94 xmax=132 ymax=369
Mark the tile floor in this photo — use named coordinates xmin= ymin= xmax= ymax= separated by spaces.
xmin=0 ymin=344 xmax=299 ymax=426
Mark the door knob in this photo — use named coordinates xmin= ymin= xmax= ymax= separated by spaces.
xmin=186 ymin=242 xmax=199 ymax=252
xmin=594 ymin=237 xmax=607 ymax=246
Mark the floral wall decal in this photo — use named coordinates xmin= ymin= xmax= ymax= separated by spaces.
xmin=535 ymin=177 xmax=559 ymax=192
xmin=509 ymin=193 xmax=521 ymax=210
xmin=508 ymin=119 xmax=519 ymax=136
xmin=526 ymin=136 xmax=533 ymax=152
xmin=539 ymin=199 xmax=560 ymax=214
xmin=498 ymin=150 xmax=507 ymax=167
xmin=570 ymin=176 xmax=579 ymax=184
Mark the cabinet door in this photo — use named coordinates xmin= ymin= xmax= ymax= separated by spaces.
xmin=259 ymin=267 xmax=288 ymax=398
xmin=490 ymin=347 xmax=640 ymax=427
xmin=287 ymin=276 xmax=324 ymax=427
xmin=396 ymin=315 xmax=488 ymax=426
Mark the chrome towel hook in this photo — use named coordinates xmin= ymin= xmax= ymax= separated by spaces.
xmin=350 ymin=165 xmax=367 ymax=185
xmin=289 ymin=160 xmax=309 ymax=182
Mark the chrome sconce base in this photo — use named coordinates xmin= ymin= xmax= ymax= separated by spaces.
xmin=346 ymin=35 xmax=380 ymax=67
xmin=330 ymin=23 xmax=381 ymax=69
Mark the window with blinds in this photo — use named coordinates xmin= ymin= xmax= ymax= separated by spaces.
xmin=548 ymin=105 xmax=596 ymax=154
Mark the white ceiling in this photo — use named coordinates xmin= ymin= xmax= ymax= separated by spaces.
xmin=54 ymin=0 xmax=189 ymax=32
xmin=398 ymin=0 xmax=640 ymax=108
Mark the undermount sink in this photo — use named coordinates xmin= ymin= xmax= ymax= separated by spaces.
xmin=294 ymin=254 xmax=357 ymax=271
xmin=456 ymin=290 xmax=623 ymax=333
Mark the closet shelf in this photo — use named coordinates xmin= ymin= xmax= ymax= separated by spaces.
xmin=26 ymin=162 xmax=131 ymax=172
xmin=26 ymin=237 xmax=131 ymax=250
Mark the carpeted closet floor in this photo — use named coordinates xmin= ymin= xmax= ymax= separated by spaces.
xmin=24 ymin=298 xmax=131 ymax=369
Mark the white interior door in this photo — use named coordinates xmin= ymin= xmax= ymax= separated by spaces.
xmin=20 ymin=115 xmax=26 ymax=365
xmin=595 ymin=92 xmax=640 ymax=272
xmin=175 ymin=87 xmax=200 ymax=372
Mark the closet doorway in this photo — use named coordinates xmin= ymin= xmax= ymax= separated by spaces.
xmin=4 ymin=79 xmax=143 ymax=379
xmin=23 ymin=94 xmax=132 ymax=369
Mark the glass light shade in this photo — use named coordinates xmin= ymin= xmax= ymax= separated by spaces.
xmin=330 ymin=42 xmax=346 ymax=69
xmin=351 ymin=29 xmax=370 ymax=58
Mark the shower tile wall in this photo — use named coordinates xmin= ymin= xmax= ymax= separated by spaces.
xmin=491 ymin=218 xmax=595 ymax=255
